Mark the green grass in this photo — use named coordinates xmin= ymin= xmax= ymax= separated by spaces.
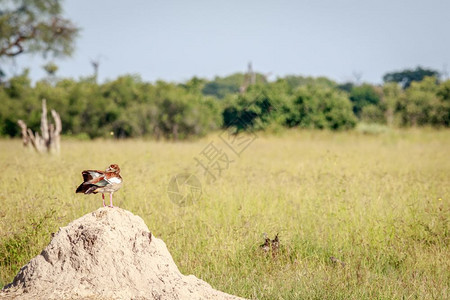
xmin=0 ymin=129 xmax=449 ymax=299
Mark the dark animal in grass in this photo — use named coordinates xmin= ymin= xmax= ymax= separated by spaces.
xmin=76 ymin=164 xmax=122 ymax=208
xmin=260 ymin=233 xmax=280 ymax=257
xmin=330 ymin=256 xmax=346 ymax=267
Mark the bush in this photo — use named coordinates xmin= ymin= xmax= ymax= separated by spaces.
xmin=396 ymin=77 xmax=447 ymax=127
xmin=349 ymin=84 xmax=382 ymax=118
xmin=361 ymin=105 xmax=386 ymax=124
xmin=222 ymin=83 xmax=291 ymax=132
xmin=287 ymin=85 xmax=357 ymax=130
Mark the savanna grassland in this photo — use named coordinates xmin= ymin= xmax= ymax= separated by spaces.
xmin=0 ymin=129 xmax=449 ymax=299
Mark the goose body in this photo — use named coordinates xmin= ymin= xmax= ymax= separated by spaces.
xmin=76 ymin=164 xmax=122 ymax=207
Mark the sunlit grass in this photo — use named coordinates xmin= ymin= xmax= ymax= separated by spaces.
xmin=0 ymin=129 xmax=449 ymax=299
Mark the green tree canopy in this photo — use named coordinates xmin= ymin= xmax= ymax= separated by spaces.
xmin=286 ymin=85 xmax=357 ymax=130
xmin=282 ymin=75 xmax=337 ymax=90
xmin=396 ymin=76 xmax=448 ymax=126
xmin=383 ymin=66 xmax=440 ymax=89
xmin=0 ymin=0 xmax=78 ymax=59
xmin=349 ymin=83 xmax=381 ymax=118
xmin=222 ymin=83 xmax=289 ymax=132
xmin=202 ymin=73 xmax=267 ymax=99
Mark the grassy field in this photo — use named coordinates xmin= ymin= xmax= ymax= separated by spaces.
xmin=0 ymin=129 xmax=449 ymax=299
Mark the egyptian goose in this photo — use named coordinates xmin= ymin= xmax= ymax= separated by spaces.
xmin=76 ymin=164 xmax=123 ymax=207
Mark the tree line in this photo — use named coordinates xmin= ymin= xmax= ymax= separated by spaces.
xmin=0 ymin=67 xmax=449 ymax=140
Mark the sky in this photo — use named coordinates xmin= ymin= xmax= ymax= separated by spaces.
xmin=8 ymin=0 xmax=450 ymax=84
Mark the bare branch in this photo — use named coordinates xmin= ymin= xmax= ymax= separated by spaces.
xmin=40 ymin=99 xmax=49 ymax=142
xmin=18 ymin=99 xmax=62 ymax=154
xmin=27 ymin=128 xmax=38 ymax=151
xmin=17 ymin=120 xmax=29 ymax=147
xmin=51 ymin=109 xmax=62 ymax=133
xmin=51 ymin=109 xmax=62 ymax=154
xmin=0 ymin=28 xmax=37 ymax=57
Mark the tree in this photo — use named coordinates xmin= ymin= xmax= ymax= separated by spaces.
xmin=17 ymin=99 xmax=61 ymax=153
xmin=179 ymin=76 xmax=207 ymax=95
xmin=202 ymin=74 xmax=243 ymax=99
xmin=222 ymin=82 xmax=291 ymax=132
xmin=286 ymin=85 xmax=357 ymax=130
xmin=282 ymin=75 xmax=337 ymax=90
xmin=396 ymin=76 xmax=444 ymax=126
xmin=382 ymin=82 xmax=403 ymax=126
xmin=42 ymin=61 xmax=58 ymax=84
xmin=42 ymin=61 xmax=58 ymax=76
xmin=337 ymin=82 xmax=354 ymax=93
xmin=202 ymin=73 xmax=267 ymax=99
xmin=0 ymin=0 xmax=78 ymax=59
xmin=383 ymin=66 xmax=440 ymax=89
xmin=349 ymin=83 xmax=382 ymax=118
xmin=437 ymin=79 xmax=450 ymax=101
xmin=435 ymin=80 xmax=450 ymax=126
xmin=156 ymin=82 xmax=221 ymax=140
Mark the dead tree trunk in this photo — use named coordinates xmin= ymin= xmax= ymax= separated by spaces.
xmin=17 ymin=99 xmax=62 ymax=154
xmin=240 ymin=62 xmax=256 ymax=93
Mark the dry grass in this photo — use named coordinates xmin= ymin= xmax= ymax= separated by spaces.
xmin=0 ymin=128 xmax=449 ymax=299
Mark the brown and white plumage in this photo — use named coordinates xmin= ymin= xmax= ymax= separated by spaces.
xmin=76 ymin=164 xmax=122 ymax=207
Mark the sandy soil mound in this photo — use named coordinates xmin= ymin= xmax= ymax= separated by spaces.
xmin=1 ymin=208 xmax=244 ymax=300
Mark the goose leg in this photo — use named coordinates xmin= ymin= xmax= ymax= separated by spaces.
xmin=102 ymin=193 xmax=105 ymax=207
xmin=109 ymin=192 xmax=114 ymax=208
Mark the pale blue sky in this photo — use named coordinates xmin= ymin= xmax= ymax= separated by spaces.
xmin=9 ymin=0 xmax=450 ymax=84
